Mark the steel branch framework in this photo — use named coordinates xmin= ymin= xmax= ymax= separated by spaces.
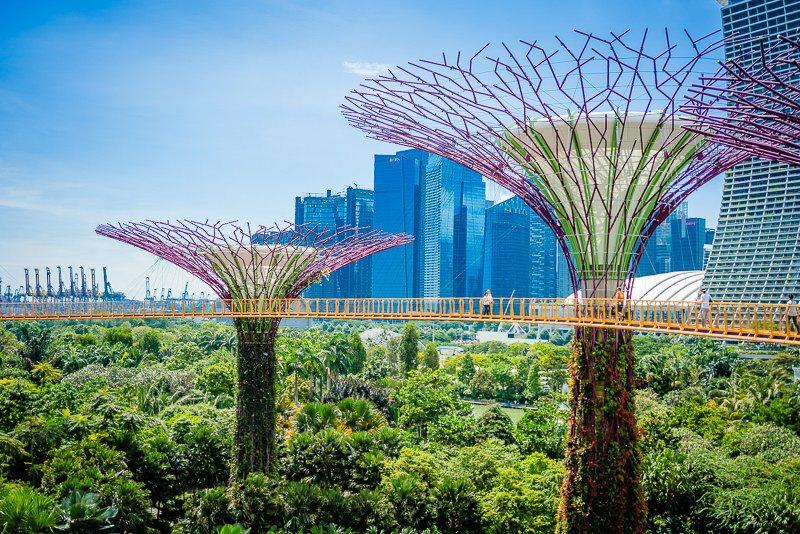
xmin=96 ymin=220 xmax=413 ymax=302
xmin=682 ymin=35 xmax=800 ymax=167
xmin=343 ymin=29 xmax=748 ymax=297
xmin=96 ymin=219 xmax=411 ymax=477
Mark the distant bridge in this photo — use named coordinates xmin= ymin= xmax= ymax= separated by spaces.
xmin=2 ymin=297 xmax=799 ymax=347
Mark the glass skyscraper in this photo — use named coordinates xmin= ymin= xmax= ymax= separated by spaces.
xmin=638 ymin=202 xmax=689 ymax=276
xmin=294 ymin=187 xmax=374 ymax=298
xmin=371 ymin=149 xmax=428 ymax=298
xmin=704 ymin=0 xmax=800 ymax=303
xmin=530 ymin=212 xmax=561 ymax=298
xmin=422 ymin=154 xmax=485 ymax=298
xmin=483 ymin=197 xmax=568 ymax=299
xmin=484 ymin=197 xmax=531 ymax=298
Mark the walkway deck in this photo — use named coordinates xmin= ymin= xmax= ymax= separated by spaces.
xmin=1 ymin=297 xmax=799 ymax=346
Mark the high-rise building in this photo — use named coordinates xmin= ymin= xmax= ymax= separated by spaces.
xmin=531 ymin=214 xmax=560 ymax=298
xmin=422 ymin=154 xmax=486 ymax=297
xmin=672 ymin=217 xmax=706 ymax=272
xmin=638 ymin=202 xmax=689 ymax=276
xmin=484 ymin=197 xmax=531 ymax=298
xmin=704 ymin=0 xmax=800 ymax=302
xmin=372 ymin=149 xmax=428 ymax=298
xmin=294 ymin=187 xmax=374 ymax=298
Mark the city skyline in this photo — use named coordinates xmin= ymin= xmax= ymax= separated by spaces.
xmin=0 ymin=1 xmax=735 ymax=297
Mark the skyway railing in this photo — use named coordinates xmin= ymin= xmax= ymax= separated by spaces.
xmin=1 ymin=297 xmax=798 ymax=346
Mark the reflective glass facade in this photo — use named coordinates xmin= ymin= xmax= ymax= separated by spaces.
xmin=704 ymin=0 xmax=800 ymax=303
xmin=484 ymin=197 xmax=531 ymax=298
xmin=295 ymin=187 xmax=374 ymax=298
xmin=638 ymin=202 xmax=688 ymax=276
xmin=531 ymin=213 xmax=561 ymax=298
xmin=371 ymin=149 xmax=428 ymax=298
xmin=422 ymin=154 xmax=485 ymax=298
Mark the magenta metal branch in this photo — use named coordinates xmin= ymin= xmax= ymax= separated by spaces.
xmin=682 ymin=35 xmax=800 ymax=167
xmin=342 ymin=30 xmax=748 ymax=294
xmin=96 ymin=220 xmax=413 ymax=300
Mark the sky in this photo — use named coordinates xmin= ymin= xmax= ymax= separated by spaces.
xmin=0 ymin=0 xmax=729 ymax=298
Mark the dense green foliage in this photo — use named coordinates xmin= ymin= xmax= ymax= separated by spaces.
xmin=0 ymin=320 xmax=798 ymax=533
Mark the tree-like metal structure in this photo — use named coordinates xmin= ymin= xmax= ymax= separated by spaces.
xmin=342 ymin=30 xmax=747 ymax=533
xmin=96 ymin=220 xmax=412 ymax=477
xmin=682 ymin=35 xmax=800 ymax=167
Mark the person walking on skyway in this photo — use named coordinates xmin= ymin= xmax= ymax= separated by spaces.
xmin=614 ymin=286 xmax=626 ymax=319
xmin=482 ymin=290 xmax=493 ymax=316
xmin=697 ymin=288 xmax=713 ymax=328
xmin=786 ymin=294 xmax=798 ymax=335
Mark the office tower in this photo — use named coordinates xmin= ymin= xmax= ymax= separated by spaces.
xmin=556 ymin=249 xmax=573 ymax=298
xmin=484 ymin=197 xmax=532 ymax=298
xmin=372 ymin=149 xmax=428 ymax=297
xmin=638 ymin=202 xmax=689 ymax=276
xmin=704 ymin=0 xmax=800 ymax=302
xmin=671 ymin=217 xmax=706 ymax=271
xmin=530 ymin=213 xmax=560 ymax=298
xmin=294 ymin=187 xmax=374 ymax=298
xmin=422 ymin=154 xmax=485 ymax=298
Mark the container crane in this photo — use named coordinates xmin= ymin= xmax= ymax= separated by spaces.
xmin=46 ymin=268 xmax=55 ymax=299
xmin=69 ymin=267 xmax=77 ymax=299
xmin=80 ymin=267 xmax=88 ymax=299
xmin=57 ymin=267 xmax=67 ymax=299
xmin=101 ymin=267 xmax=124 ymax=300
xmin=34 ymin=268 xmax=45 ymax=300
xmin=24 ymin=268 xmax=32 ymax=298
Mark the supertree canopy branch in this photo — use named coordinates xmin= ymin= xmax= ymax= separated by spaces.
xmin=344 ymin=29 xmax=747 ymax=298
xmin=343 ymin=29 xmax=747 ymax=534
xmin=96 ymin=220 xmax=412 ymax=477
xmin=682 ymin=35 xmax=800 ymax=167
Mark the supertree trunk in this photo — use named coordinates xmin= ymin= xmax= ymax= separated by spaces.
xmin=557 ymin=326 xmax=645 ymax=534
xmin=234 ymin=317 xmax=280 ymax=477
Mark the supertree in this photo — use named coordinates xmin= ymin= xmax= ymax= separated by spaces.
xmin=682 ymin=35 xmax=800 ymax=167
xmin=96 ymin=220 xmax=411 ymax=477
xmin=342 ymin=30 xmax=747 ymax=533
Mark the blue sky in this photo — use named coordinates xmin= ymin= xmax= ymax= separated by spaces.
xmin=0 ymin=0 xmax=728 ymax=298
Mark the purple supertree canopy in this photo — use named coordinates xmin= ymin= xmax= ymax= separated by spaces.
xmin=682 ymin=35 xmax=800 ymax=167
xmin=343 ymin=29 xmax=748 ymax=296
xmin=96 ymin=220 xmax=413 ymax=300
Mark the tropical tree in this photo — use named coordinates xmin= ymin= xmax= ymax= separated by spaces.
xmin=400 ymin=324 xmax=420 ymax=375
xmin=350 ymin=332 xmax=367 ymax=375
xmin=423 ymin=343 xmax=439 ymax=371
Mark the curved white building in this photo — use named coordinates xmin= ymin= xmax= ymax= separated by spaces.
xmin=568 ymin=270 xmax=704 ymax=302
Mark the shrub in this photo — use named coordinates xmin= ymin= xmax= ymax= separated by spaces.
xmin=478 ymin=467 xmax=555 ymax=534
xmin=0 ymin=486 xmax=60 ymax=533
xmin=514 ymin=401 xmax=568 ymax=458
xmin=75 ymin=333 xmax=98 ymax=347
xmin=102 ymin=327 xmax=133 ymax=347
xmin=477 ymin=406 xmax=516 ymax=445
xmin=138 ymin=331 xmax=161 ymax=355
xmin=177 ymin=487 xmax=235 ymax=534
xmin=0 ymin=379 xmax=41 ymax=432
xmin=395 ymin=371 xmax=473 ymax=440
xmin=54 ymin=490 xmax=118 ymax=534
xmin=40 ymin=437 xmax=152 ymax=526
xmin=724 ymin=423 xmax=800 ymax=462
xmin=431 ymin=476 xmax=482 ymax=534
xmin=195 ymin=361 xmax=236 ymax=396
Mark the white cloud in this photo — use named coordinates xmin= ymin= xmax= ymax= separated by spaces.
xmin=343 ymin=61 xmax=390 ymax=77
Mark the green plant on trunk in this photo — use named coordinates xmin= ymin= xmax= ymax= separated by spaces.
xmin=557 ymin=327 xmax=645 ymax=534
